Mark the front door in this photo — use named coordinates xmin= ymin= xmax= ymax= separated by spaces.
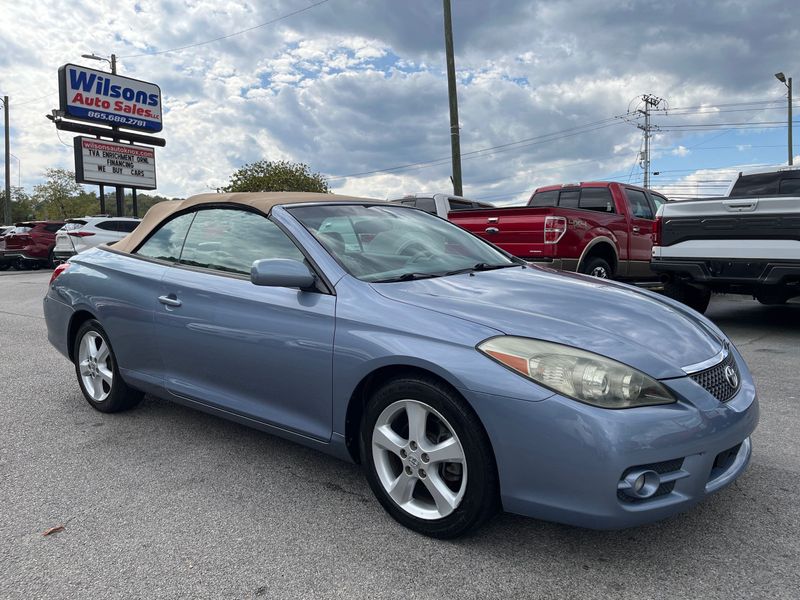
xmin=152 ymin=207 xmax=336 ymax=441
xmin=623 ymin=187 xmax=657 ymax=277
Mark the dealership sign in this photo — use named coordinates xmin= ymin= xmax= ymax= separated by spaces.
xmin=73 ymin=137 xmax=157 ymax=190
xmin=58 ymin=64 xmax=163 ymax=133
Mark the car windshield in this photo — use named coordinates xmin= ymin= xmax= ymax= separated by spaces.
xmin=288 ymin=204 xmax=520 ymax=282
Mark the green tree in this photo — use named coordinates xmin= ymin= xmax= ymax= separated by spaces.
xmin=32 ymin=169 xmax=96 ymax=219
xmin=221 ymin=160 xmax=329 ymax=193
xmin=1 ymin=187 xmax=35 ymax=223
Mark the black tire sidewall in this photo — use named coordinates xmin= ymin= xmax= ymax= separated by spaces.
xmin=360 ymin=377 xmax=497 ymax=538
xmin=581 ymin=256 xmax=612 ymax=278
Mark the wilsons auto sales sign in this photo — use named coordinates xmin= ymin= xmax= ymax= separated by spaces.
xmin=73 ymin=137 xmax=157 ymax=189
xmin=58 ymin=64 xmax=163 ymax=133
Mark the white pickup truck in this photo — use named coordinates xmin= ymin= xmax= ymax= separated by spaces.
xmin=389 ymin=193 xmax=494 ymax=218
xmin=652 ymin=166 xmax=800 ymax=313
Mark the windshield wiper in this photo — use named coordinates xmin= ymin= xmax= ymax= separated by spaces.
xmin=371 ymin=272 xmax=440 ymax=283
xmin=444 ymin=263 xmax=522 ymax=276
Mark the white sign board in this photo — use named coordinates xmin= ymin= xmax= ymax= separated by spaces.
xmin=74 ymin=137 xmax=157 ymax=190
xmin=59 ymin=63 xmax=163 ymax=132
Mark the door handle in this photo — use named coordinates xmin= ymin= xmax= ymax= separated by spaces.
xmin=632 ymin=226 xmax=641 ymax=233
xmin=158 ymin=295 xmax=182 ymax=307
xmin=485 ymin=227 xmax=499 ymax=234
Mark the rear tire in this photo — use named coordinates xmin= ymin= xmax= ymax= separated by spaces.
xmin=663 ymin=280 xmax=712 ymax=314
xmin=360 ymin=375 xmax=498 ymax=539
xmin=74 ymin=320 xmax=143 ymax=413
xmin=580 ymin=256 xmax=613 ymax=279
xmin=48 ymin=249 xmax=57 ymax=269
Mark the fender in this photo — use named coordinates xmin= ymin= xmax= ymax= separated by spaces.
xmin=577 ymin=234 xmax=619 ymax=272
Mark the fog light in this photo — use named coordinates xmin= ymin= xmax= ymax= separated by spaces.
xmin=620 ymin=469 xmax=661 ymax=499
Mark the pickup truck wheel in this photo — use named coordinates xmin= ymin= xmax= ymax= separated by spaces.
xmin=580 ymin=256 xmax=612 ymax=279
xmin=663 ymin=281 xmax=712 ymax=314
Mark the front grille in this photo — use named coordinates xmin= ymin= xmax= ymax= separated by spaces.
xmin=617 ymin=458 xmax=684 ymax=504
xmin=689 ymin=351 xmax=741 ymax=403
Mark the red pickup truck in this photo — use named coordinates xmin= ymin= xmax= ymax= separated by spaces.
xmin=449 ymin=182 xmax=669 ymax=279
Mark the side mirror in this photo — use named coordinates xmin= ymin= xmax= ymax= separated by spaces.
xmin=250 ymin=259 xmax=316 ymax=289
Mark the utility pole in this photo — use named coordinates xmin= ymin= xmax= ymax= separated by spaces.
xmin=442 ymin=0 xmax=463 ymax=196
xmin=3 ymin=96 xmax=10 ymax=225
xmin=790 ymin=77 xmax=793 ymax=166
xmin=636 ymin=94 xmax=663 ymax=189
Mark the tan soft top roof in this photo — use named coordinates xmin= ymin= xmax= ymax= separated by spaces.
xmin=113 ymin=191 xmax=382 ymax=253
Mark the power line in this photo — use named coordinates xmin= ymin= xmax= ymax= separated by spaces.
xmin=120 ymin=0 xmax=331 ymax=58
xmin=327 ymin=117 xmax=627 ymax=180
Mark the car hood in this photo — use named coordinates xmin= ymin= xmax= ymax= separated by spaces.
xmin=371 ymin=266 xmax=724 ymax=380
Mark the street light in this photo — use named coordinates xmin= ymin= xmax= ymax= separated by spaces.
xmin=775 ymin=72 xmax=793 ymax=165
xmin=81 ymin=53 xmax=117 ymax=74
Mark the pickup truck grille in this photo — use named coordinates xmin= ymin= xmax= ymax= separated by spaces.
xmin=689 ymin=352 xmax=741 ymax=403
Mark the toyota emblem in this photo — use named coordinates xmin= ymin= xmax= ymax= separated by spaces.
xmin=724 ymin=365 xmax=739 ymax=388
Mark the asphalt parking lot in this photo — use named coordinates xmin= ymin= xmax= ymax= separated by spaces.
xmin=1 ymin=269 xmax=798 ymax=600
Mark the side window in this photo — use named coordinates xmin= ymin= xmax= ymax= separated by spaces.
xmin=528 ymin=190 xmax=558 ymax=207
xmin=778 ymin=178 xmax=800 ymax=195
xmin=625 ymin=189 xmax=654 ymax=220
xmin=414 ymin=198 xmax=437 ymax=214
xmin=179 ymin=209 xmax=304 ymax=275
xmin=447 ymin=199 xmax=474 ymax=211
xmin=649 ymin=193 xmax=667 ymax=212
xmin=729 ymin=173 xmax=780 ymax=196
xmin=45 ymin=223 xmax=65 ymax=233
xmin=117 ymin=221 xmax=140 ymax=233
xmin=558 ymin=190 xmax=580 ymax=209
xmin=135 ymin=212 xmax=196 ymax=263
xmin=95 ymin=221 xmax=117 ymax=231
xmin=579 ymin=188 xmax=615 ymax=213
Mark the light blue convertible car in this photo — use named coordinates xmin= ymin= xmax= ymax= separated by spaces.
xmin=44 ymin=193 xmax=758 ymax=538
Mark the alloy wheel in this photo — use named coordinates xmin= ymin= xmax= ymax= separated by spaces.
xmin=78 ymin=331 xmax=113 ymax=402
xmin=371 ymin=399 xmax=467 ymax=520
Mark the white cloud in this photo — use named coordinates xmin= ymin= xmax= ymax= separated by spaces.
xmin=0 ymin=0 xmax=797 ymax=206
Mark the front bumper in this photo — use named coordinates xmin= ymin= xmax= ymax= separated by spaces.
xmin=462 ymin=352 xmax=758 ymax=529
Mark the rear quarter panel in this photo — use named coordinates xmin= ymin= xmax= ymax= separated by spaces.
xmin=49 ymin=248 xmax=167 ymax=392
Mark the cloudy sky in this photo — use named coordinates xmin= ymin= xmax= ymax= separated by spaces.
xmin=1 ymin=0 xmax=798 ymax=205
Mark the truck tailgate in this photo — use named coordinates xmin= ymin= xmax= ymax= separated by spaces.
xmin=660 ymin=196 xmax=800 ymax=246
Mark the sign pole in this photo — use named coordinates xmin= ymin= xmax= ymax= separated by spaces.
xmin=132 ymin=188 xmax=138 ymax=218
xmin=109 ymin=54 xmax=125 ymax=217
xmin=99 ymin=184 xmax=105 ymax=214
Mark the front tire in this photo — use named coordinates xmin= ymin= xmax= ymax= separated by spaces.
xmin=74 ymin=320 xmax=143 ymax=413
xmin=360 ymin=376 xmax=498 ymax=538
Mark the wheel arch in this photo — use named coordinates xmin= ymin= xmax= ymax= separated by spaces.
xmin=67 ymin=309 xmax=97 ymax=362
xmin=578 ymin=236 xmax=618 ymax=275
xmin=343 ymin=364 xmax=497 ymax=473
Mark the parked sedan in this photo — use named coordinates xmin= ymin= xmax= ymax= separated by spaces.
xmin=44 ymin=193 xmax=758 ymax=538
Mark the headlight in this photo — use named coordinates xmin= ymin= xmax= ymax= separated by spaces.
xmin=478 ymin=336 xmax=676 ymax=409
